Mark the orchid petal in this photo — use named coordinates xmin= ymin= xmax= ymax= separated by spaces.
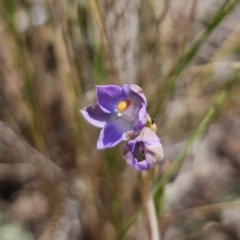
xmin=122 ymin=103 xmax=135 ymax=122
xmin=80 ymin=103 xmax=110 ymax=128
xmin=132 ymin=159 xmax=150 ymax=171
xmin=97 ymin=118 xmax=132 ymax=149
xmin=96 ymin=85 xmax=128 ymax=113
xmin=123 ymin=84 xmax=147 ymax=106
xmin=123 ymin=144 xmax=149 ymax=171
xmin=125 ymin=140 xmax=136 ymax=154
xmin=145 ymin=141 xmax=164 ymax=164
xmin=123 ymin=143 xmax=134 ymax=165
xmin=136 ymin=127 xmax=160 ymax=142
xmin=134 ymin=103 xmax=147 ymax=130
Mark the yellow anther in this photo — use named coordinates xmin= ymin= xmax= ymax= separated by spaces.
xmin=117 ymin=100 xmax=130 ymax=112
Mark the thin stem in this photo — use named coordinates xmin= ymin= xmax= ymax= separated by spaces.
xmin=147 ymin=195 xmax=160 ymax=240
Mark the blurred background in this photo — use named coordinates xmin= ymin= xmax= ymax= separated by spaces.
xmin=0 ymin=0 xmax=240 ymax=239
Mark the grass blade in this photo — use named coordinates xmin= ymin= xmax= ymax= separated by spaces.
xmin=149 ymin=0 xmax=240 ymax=117
xmin=153 ymin=68 xmax=240 ymax=203
xmin=115 ymin=208 xmax=142 ymax=240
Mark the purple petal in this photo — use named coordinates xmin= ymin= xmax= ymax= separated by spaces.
xmin=123 ymin=84 xmax=147 ymax=106
xmin=123 ymin=144 xmax=149 ymax=171
xmin=126 ymin=140 xmax=136 ymax=153
xmin=123 ymin=143 xmax=134 ymax=165
xmin=80 ymin=103 xmax=110 ymax=128
xmin=96 ymin=85 xmax=128 ymax=113
xmin=121 ymin=103 xmax=135 ymax=122
xmin=97 ymin=118 xmax=132 ymax=149
xmin=134 ymin=103 xmax=147 ymax=130
xmin=144 ymin=152 xmax=160 ymax=169
xmin=136 ymin=127 xmax=160 ymax=142
xmin=131 ymin=158 xmax=149 ymax=171
xmin=145 ymin=142 xmax=164 ymax=163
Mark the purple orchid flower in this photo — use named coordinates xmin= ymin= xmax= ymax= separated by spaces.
xmin=123 ymin=127 xmax=163 ymax=171
xmin=81 ymin=84 xmax=147 ymax=149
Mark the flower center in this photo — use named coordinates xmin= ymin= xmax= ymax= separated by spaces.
xmin=115 ymin=100 xmax=135 ymax=122
xmin=117 ymin=100 xmax=130 ymax=112
xmin=133 ymin=142 xmax=145 ymax=162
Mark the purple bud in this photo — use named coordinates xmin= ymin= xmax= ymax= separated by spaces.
xmin=123 ymin=127 xmax=163 ymax=171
